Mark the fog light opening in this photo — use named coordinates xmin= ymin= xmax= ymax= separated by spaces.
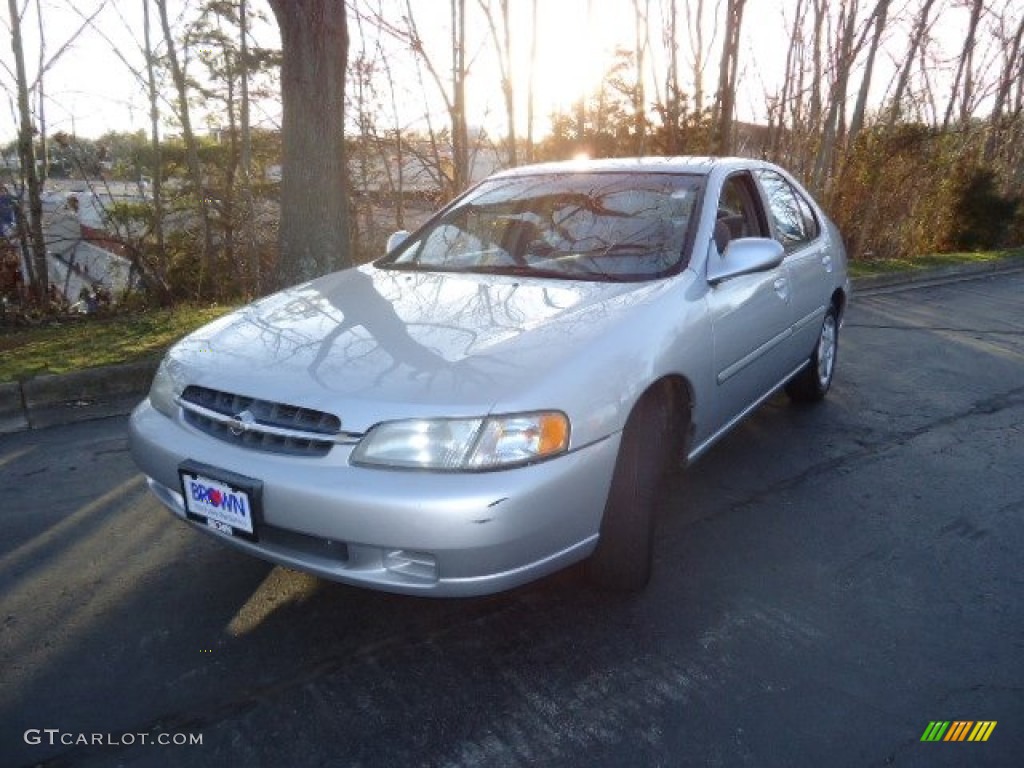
xmin=384 ymin=550 xmax=438 ymax=582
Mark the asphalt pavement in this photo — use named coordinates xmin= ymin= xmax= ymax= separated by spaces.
xmin=0 ymin=269 xmax=1022 ymax=767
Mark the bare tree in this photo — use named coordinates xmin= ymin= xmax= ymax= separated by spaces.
xmin=156 ymin=0 xmax=215 ymax=291
xmin=683 ymin=0 xmax=715 ymax=115
xmin=363 ymin=0 xmax=473 ymax=196
xmin=712 ymin=0 xmax=746 ymax=153
xmin=809 ymin=0 xmax=825 ymax=134
xmin=451 ymin=0 xmax=469 ymax=191
xmin=887 ymin=0 xmax=940 ymax=124
xmin=142 ymin=0 xmax=167 ymax=292
xmin=988 ymin=8 xmax=1024 ymax=127
xmin=526 ymin=0 xmax=538 ymax=162
xmin=769 ymin=0 xmax=806 ymax=161
xmin=35 ymin=0 xmax=46 ymax=182
xmin=848 ymin=0 xmax=890 ymax=145
xmin=812 ymin=0 xmax=862 ymax=193
xmin=942 ymin=0 xmax=985 ymax=130
xmin=371 ymin=0 xmax=409 ymax=228
xmin=662 ymin=0 xmax=682 ymax=153
xmin=478 ymin=0 xmax=516 ymax=165
xmin=32 ymin=0 xmax=106 ymax=182
xmin=985 ymin=4 xmax=1024 ymax=174
xmin=632 ymin=0 xmax=650 ymax=155
xmin=238 ymin=0 xmax=260 ymax=295
xmin=7 ymin=0 xmax=47 ymax=302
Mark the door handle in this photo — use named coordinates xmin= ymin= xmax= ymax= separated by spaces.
xmin=773 ymin=277 xmax=789 ymax=300
xmin=821 ymin=253 xmax=833 ymax=272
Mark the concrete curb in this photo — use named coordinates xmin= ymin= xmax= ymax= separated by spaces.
xmin=0 ymin=358 xmax=160 ymax=435
xmin=0 ymin=380 xmax=28 ymax=434
xmin=1 ymin=255 xmax=1022 ymax=435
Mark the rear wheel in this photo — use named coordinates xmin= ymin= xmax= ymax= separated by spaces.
xmin=586 ymin=393 xmax=671 ymax=591
xmin=786 ymin=306 xmax=839 ymax=403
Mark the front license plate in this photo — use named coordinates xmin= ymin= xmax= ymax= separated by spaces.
xmin=179 ymin=462 xmax=261 ymax=542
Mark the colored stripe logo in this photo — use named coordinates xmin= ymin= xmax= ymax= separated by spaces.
xmin=921 ymin=721 xmax=997 ymax=742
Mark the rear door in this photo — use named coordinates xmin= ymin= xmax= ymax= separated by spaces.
xmin=754 ymin=169 xmax=834 ymax=367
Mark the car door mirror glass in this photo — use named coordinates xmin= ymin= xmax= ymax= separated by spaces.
xmin=708 ymin=237 xmax=785 ymax=284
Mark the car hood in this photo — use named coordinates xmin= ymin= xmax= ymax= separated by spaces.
xmin=168 ymin=265 xmax=669 ymax=431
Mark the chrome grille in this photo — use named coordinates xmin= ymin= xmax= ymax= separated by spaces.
xmin=179 ymin=385 xmax=349 ymax=457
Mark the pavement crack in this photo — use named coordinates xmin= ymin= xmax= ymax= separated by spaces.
xmin=730 ymin=384 xmax=1024 ymax=511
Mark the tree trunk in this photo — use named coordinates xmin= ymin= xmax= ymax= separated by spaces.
xmin=849 ymin=0 xmax=888 ymax=145
xmin=499 ymin=0 xmax=516 ymax=165
xmin=713 ymin=0 xmax=746 ymax=154
xmin=142 ymin=0 xmax=172 ymax=304
xmin=772 ymin=0 xmax=805 ymax=161
xmin=268 ymin=0 xmax=350 ymax=288
xmin=685 ymin=0 xmax=706 ymax=114
xmin=579 ymin=0 xmax=592 ymax=143
xmin=942 ymin=0 xmax=984 ymax=131
xmin=35 ymin=0 xmax=48 ymax=183
xmin=813 ymin=0 xmax=859 ymax=195
xmin=156 ymin=0 xmax=215 ymax=296
xmin=633 ymin=0 xmax=648 ymax=155
xmin=479 ymin=0 xmax=516 ymax=166
xmin=526 ymin=0 xmax=538 ymax=162
xmin=985 ymin=13 xmax=1024 ymax=162
xmin=664 ymin=0 xmax=680 ymax=153
xmin=887 ymin=0 xmax=937 ymax=124
xmin=858 ymin=0 xmax=938 ymax=258
xmin=809 ymin=0 xmax=824 ymax=133
xmin=451 ymin=0 xmax=469 ymax=190
xmin=238 ymin=0 xmax=260 ymax=296
xmin=8 ymin=0 xmax=48 ymax=303
xmin=376 ymin=34 xmax=405 ymax=227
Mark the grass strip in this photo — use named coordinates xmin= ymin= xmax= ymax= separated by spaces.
xmin=848 ymin=247 xmax=1023 ymax=277
xmin=0 ymin=304 xmax=235 ymax=382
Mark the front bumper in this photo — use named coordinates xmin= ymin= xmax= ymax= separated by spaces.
xmin=129 ymin=400 xmax=620 ymax=596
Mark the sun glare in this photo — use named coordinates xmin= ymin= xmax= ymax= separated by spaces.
xmin=468 ymin=0 xmax=637 ymax=136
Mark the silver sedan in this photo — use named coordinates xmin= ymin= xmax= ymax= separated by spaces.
xmin=129 ymin=157 xmax=849 ymax=596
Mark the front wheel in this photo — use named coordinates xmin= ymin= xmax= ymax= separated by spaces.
xmin=586 ymin=394 xmax=670 ymax=591
xmin=786 ymin=307 xmax=839 ymax=403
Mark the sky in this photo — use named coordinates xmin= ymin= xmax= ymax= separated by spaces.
xmin=0 ymin=0 xmax=996 ymax=145
xmin=0 ymin=0 xmax=281 ymax=141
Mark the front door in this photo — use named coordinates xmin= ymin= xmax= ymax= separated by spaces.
xmin=706 ymin=172 xmax=795 ymax=429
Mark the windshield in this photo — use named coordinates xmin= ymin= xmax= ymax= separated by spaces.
xmin=380 ymin=172 xmax=703 ymax=281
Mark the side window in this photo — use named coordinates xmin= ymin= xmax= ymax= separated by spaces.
xmin=755 ymin=170 xmax=820 ymax=252
xmin=714 ymin=173 xmax=767 ymax=254
xmin=793 ymin=187 xmax=821 ymax=241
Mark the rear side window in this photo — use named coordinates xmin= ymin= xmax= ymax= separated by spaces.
xmin=755 ymin=170 xmax=820 ymax=252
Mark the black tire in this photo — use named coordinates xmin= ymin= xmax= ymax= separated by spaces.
xmin=586 ymin=393 xmax=670 ymax=591
xmin=786 ymin=306 xmax=839 ymax=403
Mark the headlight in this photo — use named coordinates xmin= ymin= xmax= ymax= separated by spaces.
xmin=149 ymin=355 xmax=187 ymax=417
xmin=351 ymin=412 xmax=570 ymax=471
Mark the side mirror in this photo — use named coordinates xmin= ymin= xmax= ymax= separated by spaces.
xmin=386 ymin=230 xmax=410 ymax=254
xmin=707 ymin=237 xmax=785 ymax=284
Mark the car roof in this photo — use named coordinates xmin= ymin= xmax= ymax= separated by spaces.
xmin=489 ymin=156 xmax=760 ymax=179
